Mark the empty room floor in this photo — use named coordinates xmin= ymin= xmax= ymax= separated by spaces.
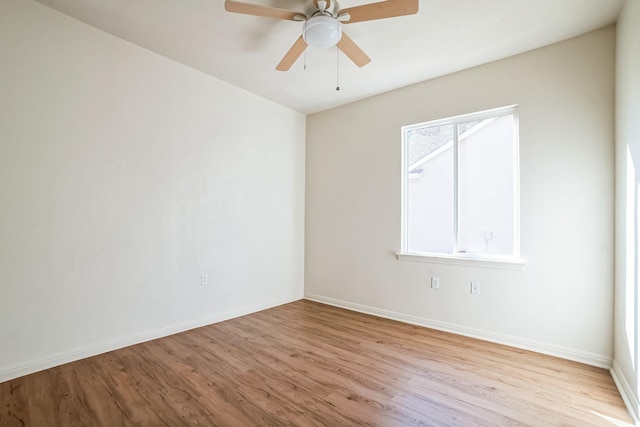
xmin=0 ymin=300 xmax=634 ymax=426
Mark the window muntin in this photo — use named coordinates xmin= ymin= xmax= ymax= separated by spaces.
xmin=401 ymin=106 xmax=519 ymax=259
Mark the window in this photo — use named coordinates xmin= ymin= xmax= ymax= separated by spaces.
xmin=400 ymin=106 xmax=520 ymax=263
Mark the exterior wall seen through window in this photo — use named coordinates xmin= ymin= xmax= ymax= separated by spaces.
xmin=402 ymin=106 xmax=519 ymax=259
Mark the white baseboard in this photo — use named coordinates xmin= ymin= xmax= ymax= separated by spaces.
xmin=611 ymin=360 xmax=640 ymax=425
xmin=0 ymin=296 xmax=301 ymax=383
xmin=304 ymin=293 xmax=612 ymax=369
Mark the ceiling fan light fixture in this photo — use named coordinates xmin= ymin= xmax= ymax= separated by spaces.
xmin=303 ymin=15 xmax=342 ymax=48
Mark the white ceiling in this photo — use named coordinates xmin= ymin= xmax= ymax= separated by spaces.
xmin=35 ymin=0 xmax=624 ymax=114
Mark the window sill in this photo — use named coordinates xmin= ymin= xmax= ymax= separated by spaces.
xmin=395 ymin=252 xmax=527 ymax=271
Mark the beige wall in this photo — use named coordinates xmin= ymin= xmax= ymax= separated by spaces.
xmin=0 ymin=0 xmax=305 ymax=381
xmin=306 ymin=27 xmax=615 ymax=366
xmin=614 ymin=0 xmax=640 ymax=419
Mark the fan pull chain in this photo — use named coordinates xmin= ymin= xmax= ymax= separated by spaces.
xmin=336 ymin=46 xmax=340 ymax=91
xmin=303 ymin=23 xmax=307 ymax=71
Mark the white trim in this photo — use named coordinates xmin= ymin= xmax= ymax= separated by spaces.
xmin=512 ymin=109 xmax=522 ymax=258
xmin=611 ymin=360 xmax=640 ymax=425
xmin=402 ymin=105 xmax=518 ymax=132
xmin=400 ymin=126 xmax=409 ymax=252
xmin=304 ymin=293 xmax=611 ymax=368
xmin=453 ymin=118 xmax=459 ymax=253
xmin=0 ymin=296 xmax=301 ymax=383
xmin=396 ymin=252 xmax=527 ymax=271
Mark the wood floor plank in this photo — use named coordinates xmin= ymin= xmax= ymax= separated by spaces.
xmin=0 ymin=379 xmax=30 ymax=427
xmin=0 ymin=300 xmax=634 ymax=426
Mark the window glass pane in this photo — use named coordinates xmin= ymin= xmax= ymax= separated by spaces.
xmin=406 ymin=124 xmax=454 ymax=254
xmin=457 ymin=115 xmax=516 ymax=255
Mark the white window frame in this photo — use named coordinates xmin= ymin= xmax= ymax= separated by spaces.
xmin=397 ymin=105 xmax=526 ymax=270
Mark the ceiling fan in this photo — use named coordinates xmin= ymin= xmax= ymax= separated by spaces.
xmin=224 ymin=0 xmax=419 ymax=71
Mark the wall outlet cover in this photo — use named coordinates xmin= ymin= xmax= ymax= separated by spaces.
xmin=471 ymin=281 xmax=480 ymax=295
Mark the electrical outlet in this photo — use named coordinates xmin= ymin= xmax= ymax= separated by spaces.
xmin=201 ymin=273 xmax=208 ymax=286
xmin=471 ymin=281 xmax=480 ymax=295
xmin=431 ymin=277 xmax=440 ymax=289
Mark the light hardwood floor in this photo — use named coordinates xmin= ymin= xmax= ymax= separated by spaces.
xmin=0 ymin=300 xmax=634 ymax=426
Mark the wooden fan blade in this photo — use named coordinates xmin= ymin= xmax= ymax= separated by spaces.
xmin=340 ymin=0 xmax=418 ymax=24
xmin=276 ymin=36 xmax=308 ymax=71
xmin=337 ymin=32 xmax=371 ymax=67
xmin=225 ymin=0 xmax=304 ymax=21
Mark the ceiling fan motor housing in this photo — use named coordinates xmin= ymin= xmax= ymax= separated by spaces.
xmin=303 ymin=16 xmax=342 ymax=48
xmin=303 ymin=0 xmax=340 ymax=17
